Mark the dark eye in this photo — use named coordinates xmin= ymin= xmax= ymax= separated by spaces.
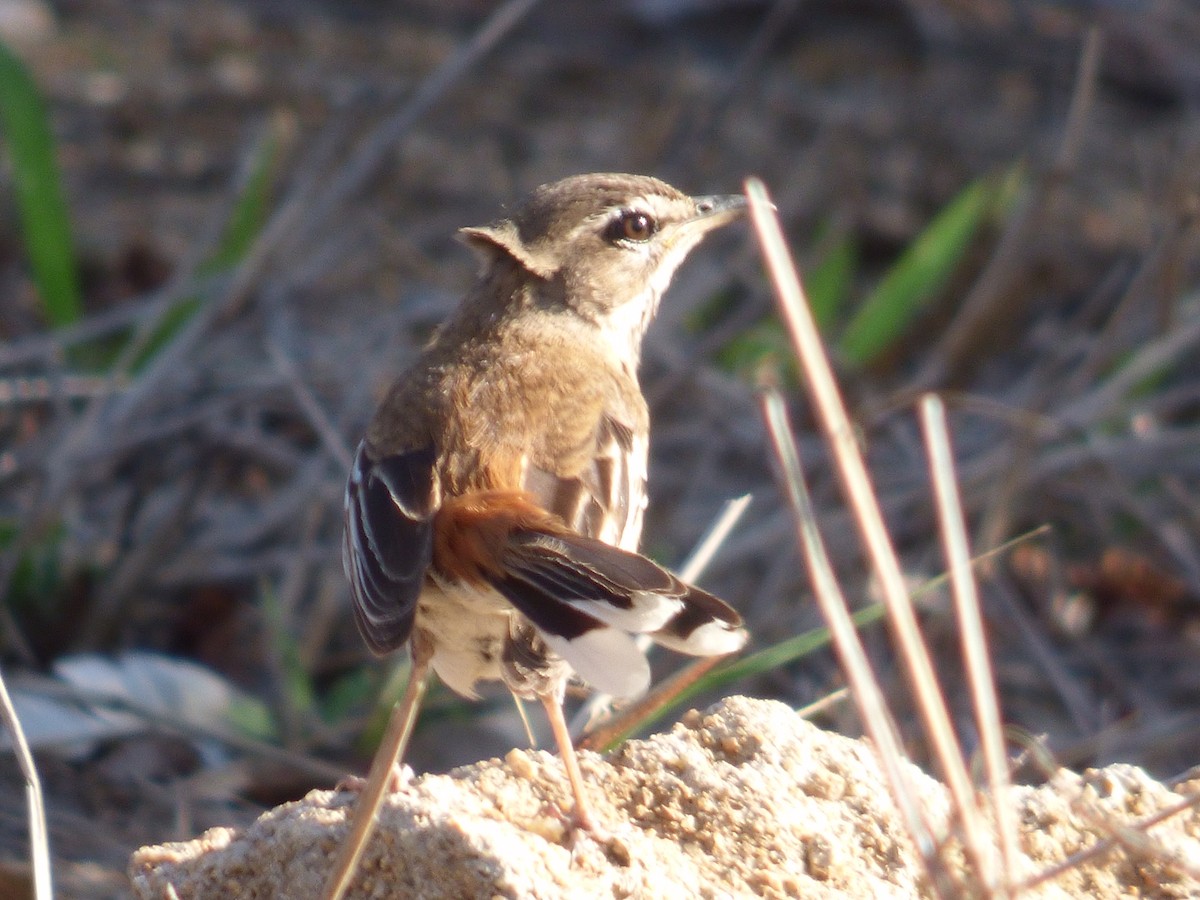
xmin=607 ymin=210 xmax=657 ymax=243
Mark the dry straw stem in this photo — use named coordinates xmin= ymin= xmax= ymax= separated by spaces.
xmin=757 ymin=389 xmax=936 ymax=877
xmin=1018 ymin=788 xmax=1200 ymax=893
xmin=1070 ymin=791 xmax=1200 ymax=882
xmin=267 ymin=336 xmax=354 ymax=471
xmin=919 ymin=394 xmax=1020 ymax=889
xmin=746 ymin=177 xmax=998 ymax=893
xmin=675 ymin=493 xmax=753 ymax=586
xmin=323 ymin=649 xmax=432 ymax=900
xmin=0 ymin=665 xmax=51 ymax=900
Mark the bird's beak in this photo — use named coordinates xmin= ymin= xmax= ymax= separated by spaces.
xmin=690 ymin=193 xmax=749 ymax=230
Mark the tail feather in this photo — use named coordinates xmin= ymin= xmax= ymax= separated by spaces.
xmin=491 ymin=528 xmax=747 ymax=688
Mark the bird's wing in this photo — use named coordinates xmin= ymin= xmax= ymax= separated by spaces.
xmin=521 ymin=413 xmax=646 ymax=550
xmin=491 ymin=527 xmax=746 ymax=697
xmin=343 ymin=442 xmax=439 ymax=654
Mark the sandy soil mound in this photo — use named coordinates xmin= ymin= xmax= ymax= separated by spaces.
xmin=129 ymin=696 xmax=1200 ymax=898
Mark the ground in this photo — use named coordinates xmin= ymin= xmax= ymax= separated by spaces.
xmin=0 ymin=1 xmax=1199 ymax=896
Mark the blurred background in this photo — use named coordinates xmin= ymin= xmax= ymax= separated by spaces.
xmin=0 ymin=0 xmax=1198 ymax=895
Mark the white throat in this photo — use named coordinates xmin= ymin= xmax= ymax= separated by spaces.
xmin=599 ymin=233 xmax=703 ymax=367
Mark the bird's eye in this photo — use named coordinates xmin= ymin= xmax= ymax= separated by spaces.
xmin=607 ymin=210 xmax=657 ymax=243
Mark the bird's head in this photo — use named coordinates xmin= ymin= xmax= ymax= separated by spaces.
xmin=459 ymin=173 xmax=745 ymax=354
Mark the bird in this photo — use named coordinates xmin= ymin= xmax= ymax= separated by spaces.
xmin=325 ymin=173 xmax=748 ymax=899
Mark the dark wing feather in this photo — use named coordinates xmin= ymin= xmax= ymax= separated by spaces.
xmin=508 ymin=533 xmax=678 ymax=605
xmin=489 ymin=527 xmax=745 ymax=698
xmin=343 ymin=443 xmax=438 ymax=654
xmin=494 ymin=529 xmax=744 ymax=648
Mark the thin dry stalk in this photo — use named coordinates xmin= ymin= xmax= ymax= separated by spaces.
xmin=0 ymin=277 xmax=215 ymax=369
xmin=0 ymin=665 xmax=52 ymax=900
xmin=1061 ymin=228 xmax=1186 ymax=398
xmin=117 ymin=122 xmax=283 ymax=383
xmin=796 ymin=686 xmax=849 ymax=719
xmin=677 ymin=493 xmax=753 ymax=584
xmin=746 ymin=177 xmax=992 ymax=889
xmin=1017 ymin=789 xmax=1200 ymax=893
xmin=0 ymin=126 xmax=282 ymax=664
xmin=758 ymin=389 xmax=939 ymax=885
xmin=1073 ymin=796 xmax=1200 ymax=881
xmin=920 ymin=394 xmax=1019 ymax=894
xmin=0 ymin=374 xmax=129 ymax=404
xmin=1058 ymin=309 xmax=1200 ymax=428
xmin=663 ymin=0 xmax=804 ymax=169
xmin=323 ymin=649 xmax=432 ymax=900
xmin=573 ymin=649 xmax=729 ymax=753
xmin=96 ymin=122 xmax=284 ymax=437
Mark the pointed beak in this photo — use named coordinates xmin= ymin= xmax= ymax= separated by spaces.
xmin=690 ymin=193 xmax=748 ymax=230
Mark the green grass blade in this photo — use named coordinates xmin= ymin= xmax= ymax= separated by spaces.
xmin=838 ymin=168 xmax=1021 ymax=367
xmin=715 ymin=230 xmax=858 ymax=384
xmin=714 ymin=318 xmax=793 ymax=382
xmin=204 ymin=127 xmax=278 ymax=274
xmin=130 ymin=126 xmax=280 ymax=371
xmin=703 ymin=602 xmax=885 ymax=690
xmin=0 ymin=41 xmax=82 ymax=327
xmin=227 ymin=694 xmax=278 ymax=742
xmin=806 ymin=231 xmax=857 ymax=331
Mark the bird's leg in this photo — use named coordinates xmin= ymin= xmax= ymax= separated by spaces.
xmin=539 ymin=692 xmax=597 ymax=833
xmin=323 ymin=635 xmax=433 ymax=900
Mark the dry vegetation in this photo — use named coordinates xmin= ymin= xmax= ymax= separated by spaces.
xmin=1 ymin=0 xmax=1199 ymax=896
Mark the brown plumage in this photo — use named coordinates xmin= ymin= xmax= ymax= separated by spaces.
xmin=327 ymin=174 xmax=748 ymax=900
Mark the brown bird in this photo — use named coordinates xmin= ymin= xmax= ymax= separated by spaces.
xmin=325 ymin=173 xmax=747 ymax=899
